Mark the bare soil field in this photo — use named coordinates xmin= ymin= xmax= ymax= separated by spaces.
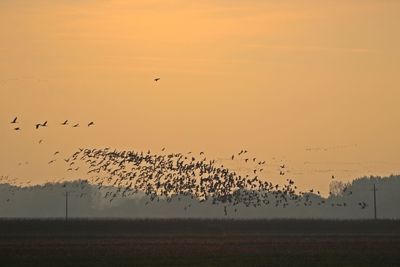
xmin=0 ymin=219 xmax=399 ymax=267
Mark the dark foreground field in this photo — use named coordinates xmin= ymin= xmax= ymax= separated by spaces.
xmin=1 ymin=219 xmax=400 ymax=267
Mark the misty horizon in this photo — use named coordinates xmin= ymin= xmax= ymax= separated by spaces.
xmin=1 ymin=174 xmax=398 ymax=219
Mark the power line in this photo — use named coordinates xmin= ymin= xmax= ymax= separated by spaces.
xmin=373 ymin=184 xmax=377 ymax=220
xmin=65 ymin=191 xmax=69 ymax=222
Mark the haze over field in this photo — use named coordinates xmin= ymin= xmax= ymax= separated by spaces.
xmin=1 ymin=175 xmax=399 ymax=219
xmin=1 ymin=0 xmax=399 ymax=197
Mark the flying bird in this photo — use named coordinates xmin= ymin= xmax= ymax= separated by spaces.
xmin=72 ymin=123 xmax=79 ymax=128
xmin=61 ymin=120 xmax=68 ymax=125
xmin=88 ymin=122 xmax=95 ymax=127
xmin=154 ymin=78 xmax=160 ymax=82
xmin=10 ymin=117 xmax=18 ymax=124
xmin=35 ymin=121 xmax=48 ymax=129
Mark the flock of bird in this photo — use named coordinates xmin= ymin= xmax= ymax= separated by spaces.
xmin=47 ymin=147 xmax=365 ymax=214
xmin=3 ymin=112 xmax=371 ymax=214
xmin=9 ymin=117 xmax=95 ymax=131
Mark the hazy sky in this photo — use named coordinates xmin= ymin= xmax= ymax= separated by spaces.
xmin=0 ymin=0 xmax=399 ymax=194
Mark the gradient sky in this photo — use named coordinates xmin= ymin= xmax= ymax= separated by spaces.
xmin=0 ymin=0 xmax=399 ymax=194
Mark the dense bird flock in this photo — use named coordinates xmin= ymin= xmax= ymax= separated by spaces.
xmin=3 ymin=116 xmax=369 ymax=215
xmin=62 ymin=147 xmax=355 ymax=214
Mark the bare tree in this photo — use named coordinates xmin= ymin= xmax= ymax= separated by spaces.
xmin=329 ymin=181 xmax=350 ymax=197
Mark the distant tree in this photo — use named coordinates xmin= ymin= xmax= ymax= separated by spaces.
xmin=329 ymin=181 xmax=350 ymax=197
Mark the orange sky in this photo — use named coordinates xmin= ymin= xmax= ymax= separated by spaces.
xmin=0 ymin=0 xmax=399 ymax=194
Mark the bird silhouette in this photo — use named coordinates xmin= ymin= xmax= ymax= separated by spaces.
xmin=35 ymin=121 xmax=48 ymax=129
xmin=154 ymin=78 xmax=160 ymax=82
xmin=61 ymin=120 xmax=68 ymax=125
xmin=88 ymin=122 xmax=95 ymax=127
xmin=10 ymin=117 xmax=18 ymax=124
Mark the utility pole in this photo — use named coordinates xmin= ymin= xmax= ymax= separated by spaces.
xmin=373 ymin=184 xmax=377 ymax=220
xmin=65 ymin=191 xmax=69 ymax=222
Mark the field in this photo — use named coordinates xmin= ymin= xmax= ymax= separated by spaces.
xmin=0 ymin=219 xmax=400 ymax=267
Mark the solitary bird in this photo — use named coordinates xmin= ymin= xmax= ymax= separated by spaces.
xmin=154 ymin=78 xmax=160 ymax=82
xmin=10 ymin=117 xmax=18 ymax=124
xmin=35 ymin=121 xmax=48 ymax=129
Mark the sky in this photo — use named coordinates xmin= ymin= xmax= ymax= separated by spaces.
xmin=0 ymin=0 xmax=399 ymax=194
